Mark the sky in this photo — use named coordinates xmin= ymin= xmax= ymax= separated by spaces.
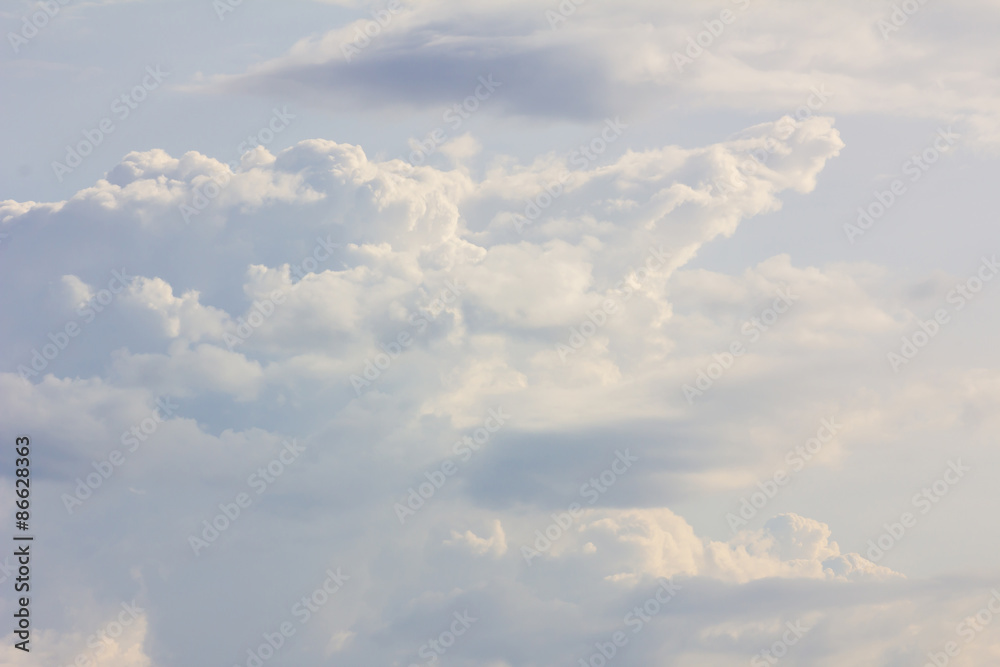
xmin=2 ymin=0 xmax=1000 ymax=665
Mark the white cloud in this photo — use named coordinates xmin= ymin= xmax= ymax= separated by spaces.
xmin=3 ymin=29 xmax=1000 ymax=661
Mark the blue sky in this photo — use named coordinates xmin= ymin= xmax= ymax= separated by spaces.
xmin=2 ymin=1 xmax=1000 ymax=665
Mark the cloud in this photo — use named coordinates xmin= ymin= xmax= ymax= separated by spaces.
xmin=3 ymin=89 xmax=999 ymax=665
xmin=196 ymin=0 xmax=1000 ymax=148
xmin=527 ymin=509 xmax=901 ymax=584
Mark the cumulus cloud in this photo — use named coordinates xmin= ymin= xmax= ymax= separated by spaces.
xmin=3 ymin=22 xmax=1000 ymax=660
xmin=524 ymin=509 xmax=900 ymax=584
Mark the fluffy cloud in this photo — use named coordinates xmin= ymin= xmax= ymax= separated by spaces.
xmin=2 ymin=67 xmax=999 ymax=665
